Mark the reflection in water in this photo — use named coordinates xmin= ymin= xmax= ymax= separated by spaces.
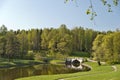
xmin=65 ymin=58 xmax=83 ymax=70
xmin=72 ymin=59 xmax=81 ymax=67
xmin=66 ymin=63 xmax=91 ymax=71
xmin=65 ymin=59 xmax=91 ymax=71
xmin=0 ymin=64 xmax=87 ymax=80
xmin=66 ymin=63 xmax=83 ymax=69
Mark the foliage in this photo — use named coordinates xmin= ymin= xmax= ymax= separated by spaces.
xmin=5 ymin=31 xmax=20 ymax=61
xmin=26 ymin=51 xmax=35 ymax=60
xmin=92 ymin=31 xmax=120 ymax=64
xmin=34 ymin=53 xmax=41 ymax=60
xmin=0 ymin=25 xmax=119 ymax=64
xmin=71 ymin=52 xmax=90 ymax=57
xmin=65 ymin=0 xmax=119 ymax=20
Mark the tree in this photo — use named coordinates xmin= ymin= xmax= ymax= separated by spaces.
xmin=0 ymin=25 xmax=7 ymax=35
xmin=48 ymin=28 xmax=59 ymax=54
xmin=17 ymin=30 xmax=28 ymax=57
xmin=71 ymin=27 xmax=85 ymax=51
xmin=41 ymin=28 xmax=50 ymax=50
xmin=57 ymin=24 xmax=72 ymax=55
xmin=0 ymin=36 xmax=6 ymax=57
xmin=113 ymin=32 xmax=120 ymax=63
xmin=102 ymin=34 xmax=114 ymax=63
xmin=84 ymin=28 xmax=97 ymax=52
xmin=0 ymin=25 xmax=7 ymax=57
xmin=65 ymin=0 xmax=119 ymax=20
xmin=31 ymin=29 xmax=41 ymax=52
xmin=92 ymin=31 xmax=120 ymax=64
xmin=5 ymin=31 xmax=20 ymax=61
xmin=92 ymin=34 xmax=104 ymax=61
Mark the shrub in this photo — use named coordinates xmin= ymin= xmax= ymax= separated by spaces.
xmin=26 ymin=51 xmax=34 ymax=60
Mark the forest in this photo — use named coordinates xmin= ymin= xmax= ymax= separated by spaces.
xmin=0 ymin=24 xmax=120 ymax=64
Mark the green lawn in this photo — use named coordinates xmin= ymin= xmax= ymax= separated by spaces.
xmin=16 ymin=62 xmax=120 ymax=80
xmin=0 ymin=58 xmax=42 ymax=68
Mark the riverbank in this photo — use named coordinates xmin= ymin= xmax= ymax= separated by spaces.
xmin=16 ymin=62 xmax=120 ymax=80
xmin=0 ymin=58 xmax=43 ymax=68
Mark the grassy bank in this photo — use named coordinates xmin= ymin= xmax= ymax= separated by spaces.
xmin=16 ymin=62 xmax=120 ymax=80
xmin=0 ymin=58 xmax=42 ymax=68
xmin=50 ymin=59 xmax=65 ymax=65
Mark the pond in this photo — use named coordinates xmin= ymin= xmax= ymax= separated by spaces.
xmin=0 ymin=64 xmax=90 ymax=80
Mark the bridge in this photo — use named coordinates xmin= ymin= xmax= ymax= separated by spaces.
xmin=65 ymin=58 xmax=84 ymax=69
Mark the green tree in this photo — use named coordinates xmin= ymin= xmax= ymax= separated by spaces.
xmin=0 ymin=36 xmax=6 ymax=57
xmin=65 ymin=0 xmax=119 ymax=20
xmin=41 ymin=28 xmax=50 ymax=50
xmin=48 ymin=28 xmax=58 ymax=54
xmin=57 ymin=24 xmax=72 ymax=55
xmin=113 ymin=32 xmax=120 ymax=63
xmin=84 ymin=28 xmax=97 ymax=52
xmin=0 ymin=25 xmax=7 ymax=35
xmin=92 ymin=31 xmax=120 ymax=64
xmin=71 ymin=27 xmax=85 ymax=51
xmin=31 ymin=29 xmax=41 ymax=52
xmin=92 ymin=34 xmax=105 ymax=61
xmin=0 ymin=25 xmax=7 ymax=57
xmin=17 ymin=30 xmax=28 ymax=57
xmin=102 ymin=34 xmax=114 ymax=63
xmin=5 ymin=31 xmax=20 ymax=61
xmin=27 ymin=30 xmax=33 ymax=50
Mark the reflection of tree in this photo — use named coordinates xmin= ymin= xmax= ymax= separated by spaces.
xmin=27 ymin=67 xmax=35 ymax=76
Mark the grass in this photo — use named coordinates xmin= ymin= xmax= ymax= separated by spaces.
xmin=0 ymin=58 xmax=42 ymax=68
xmin=50 ymin=59 xmax=65 ymax=65
xmin=16 ymin=61 xmax=120 ymax=80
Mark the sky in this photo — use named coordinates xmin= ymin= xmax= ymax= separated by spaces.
xmin=0 ymin=0 xmax=120 ymax=31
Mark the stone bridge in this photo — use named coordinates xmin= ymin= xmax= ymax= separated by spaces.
xmin=65 ymin=58 xmax=84 ymax=69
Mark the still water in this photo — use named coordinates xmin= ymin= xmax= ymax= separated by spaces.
xmin=0 ymin=64 xmax=90 ymax=80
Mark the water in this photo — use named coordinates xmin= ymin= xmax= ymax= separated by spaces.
xmin=0 ymin=64 xmax=90 ymax=80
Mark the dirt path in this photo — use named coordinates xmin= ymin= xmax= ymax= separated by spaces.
xmin=87 ymin=59 xmax=106 ymax=64
xmin=112 ymin=66 xmax=117 ymax=72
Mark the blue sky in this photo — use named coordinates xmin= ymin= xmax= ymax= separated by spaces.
xmin=0 ymin=0 xmax=120 ymax=31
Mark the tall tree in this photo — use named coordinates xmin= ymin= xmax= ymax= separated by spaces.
xmin=113 ymin=32 xmax=120 ymax=62
xmin=0 ymin=25 xmax=7 ymax=35
xmin=92 ymin=31 xmax=120 ymax=64
xmin=71 ymin=27 xmax=85 ymax=51
xmin=57 ymin=24 xmax=72 ymax=55
xmin=0 ymin=25 xmax=7 ymax=57
xmin=31 ymin=29 xmax=41 ymax=52
xmin=17 ymin=30 xmax=28 ymax=57
xmin=0 ymin=36 xmax=6 ymax=57
xmin=41 ymin=28 xmax=50 ymax=50
xmin=84 ymin=28 xmax=97 ymax=52
xmin=5 ymin=31 xmax=20 ymax=61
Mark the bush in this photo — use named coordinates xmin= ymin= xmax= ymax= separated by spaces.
xmin=55 ymin=52 xmax=67 ymax=59
xmin=26 ymin=51 xmax=34 ymax=60
xmin=34 ymin=53 xmax=41 ymax=61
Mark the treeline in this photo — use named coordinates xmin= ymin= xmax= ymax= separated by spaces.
xmin=1 ymin=24 xmax=120 ymax=64
xmin=92 ymin=31 xmax=120 ymax=64
xmin=0 ymin=24 xmax=98 ymax=60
